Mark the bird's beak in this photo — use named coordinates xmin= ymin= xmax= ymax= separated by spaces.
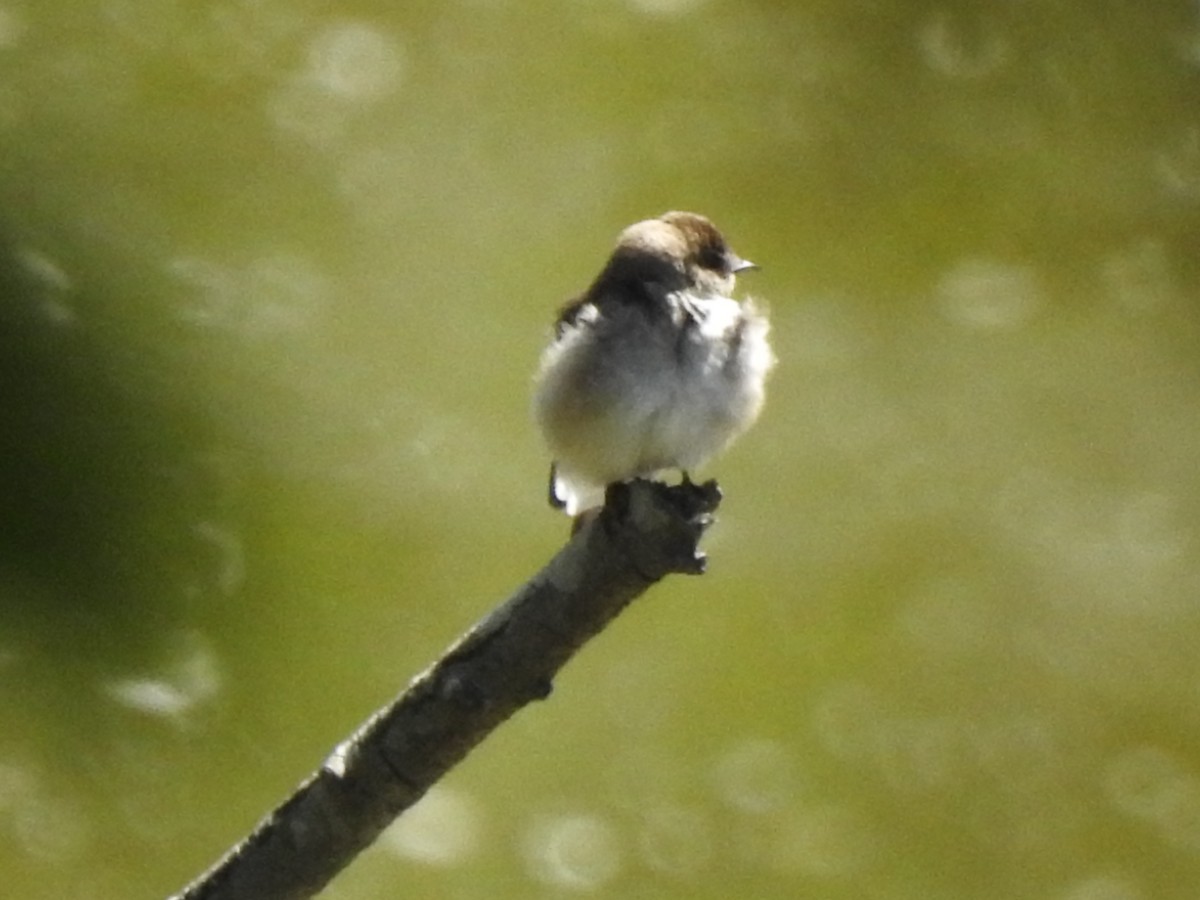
xmin=732 ymin=256 xmax=759 ymax=274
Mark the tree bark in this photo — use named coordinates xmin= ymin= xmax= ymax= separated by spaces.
xmin=168 ymin=477 xmax=722 ymax=900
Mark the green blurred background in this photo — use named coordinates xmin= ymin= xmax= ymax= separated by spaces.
xmin=2 ymin=1 xmax=1200 ymax=898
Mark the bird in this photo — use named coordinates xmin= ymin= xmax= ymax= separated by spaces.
xmin=533 ymin=211 xmax=774 ymax=516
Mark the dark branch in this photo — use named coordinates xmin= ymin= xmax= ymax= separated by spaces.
xmin=167 ymin=477 xmax=722 ymax=900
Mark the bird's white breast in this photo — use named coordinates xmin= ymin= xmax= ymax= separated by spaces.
xmin=534 ymin=291 xmax=773 ymax=513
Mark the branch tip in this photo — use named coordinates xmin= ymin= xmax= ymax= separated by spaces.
xmin=598 ymin=478 xmax=721 ymax=579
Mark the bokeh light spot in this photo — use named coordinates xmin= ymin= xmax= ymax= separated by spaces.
xmin=381 ymin=786 xmax=483 ymax=867
xmin=522 ymin=812 xmax=622 ymax=891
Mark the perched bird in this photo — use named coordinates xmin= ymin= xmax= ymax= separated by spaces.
xmin=533 ymin=211 xmax=774 ymax=515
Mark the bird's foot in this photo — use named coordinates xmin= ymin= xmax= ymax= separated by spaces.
xmin=598 ymin=477 xmax=721 ymax=576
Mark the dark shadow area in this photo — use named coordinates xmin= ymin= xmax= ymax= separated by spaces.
xmin=0 ymin=238 xmax=220 ymax=657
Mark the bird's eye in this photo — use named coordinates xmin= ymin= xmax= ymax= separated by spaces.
xmin=698 ymin=244 xmax=727 ymax=272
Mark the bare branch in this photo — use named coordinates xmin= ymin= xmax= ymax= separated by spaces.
xmin=168 ymin=477 xmax=722 ymax=900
